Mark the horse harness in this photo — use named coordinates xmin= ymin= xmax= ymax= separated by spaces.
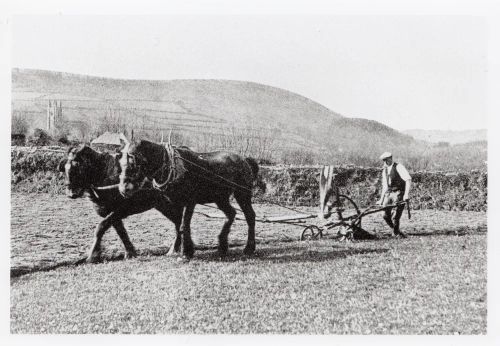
xmin=148 ymin=144 xmax=255 ymax=194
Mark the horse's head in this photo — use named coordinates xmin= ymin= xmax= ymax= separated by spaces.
xmin=119 ymin=140 xmax=155 ymax=197
xmin=59 ymin=145 xmax=101 ymax=198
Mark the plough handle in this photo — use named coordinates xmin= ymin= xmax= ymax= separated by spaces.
xmin=360 ymin=200 xmax=409 ymax=217
xmin=387 ymin=200 xmax=411 ymax=220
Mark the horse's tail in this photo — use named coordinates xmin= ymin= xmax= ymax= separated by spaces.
xmin=245 ymin=157 xmax=259 ymax=181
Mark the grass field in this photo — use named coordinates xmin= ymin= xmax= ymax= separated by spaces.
xmin=10 ymin=193 xmax=487 ymax=334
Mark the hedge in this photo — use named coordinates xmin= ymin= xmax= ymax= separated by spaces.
xmin=11 ymin=148 xmax=487 ymax=211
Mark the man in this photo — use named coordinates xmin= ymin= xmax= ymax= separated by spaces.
xmin=377 ymin=152 xmax=411 ymax=238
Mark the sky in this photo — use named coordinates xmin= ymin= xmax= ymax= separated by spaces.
xmin=9 ymin=14 xmax=489 ymax=131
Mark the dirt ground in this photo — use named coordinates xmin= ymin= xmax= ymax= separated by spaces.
xmin=11 ymin=193 xmax=487 ymax=276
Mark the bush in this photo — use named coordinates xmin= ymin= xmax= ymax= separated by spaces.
xmin=10 ymin=148 xmax=488 ymax=211
xmin=11 ymin=148 xmax=66 ymax=194
xmin=28 ymin=129 xmax=53 ymax=147
xmin=255 ymin=166 xmax=487 ymax=211
xmin=57 ymin=136 xmax=70 ymax=145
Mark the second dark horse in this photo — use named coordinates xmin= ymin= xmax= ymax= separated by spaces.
xmin=118 ymin=140 xmax=259 ymax=259
xmin=59 ymin=145 xmax=183 ymax=263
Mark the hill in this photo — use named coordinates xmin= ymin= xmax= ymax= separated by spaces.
xmin=12 ymin=68 xmax=346 ymax=150
xmin=11 ymin=68 xmax=485 ymax=170
xmin=403 ymin=129 xmax=487 ymax=144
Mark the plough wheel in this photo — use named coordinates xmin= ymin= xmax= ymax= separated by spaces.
xmin=331 ymin=194 xmax=362 ymax=239
xmin=300 ymin=225 xmax=323 ymax=241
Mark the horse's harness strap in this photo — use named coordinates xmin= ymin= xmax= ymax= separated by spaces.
xmin=152 ymin=143 xmax=183 ymax=191
xmin=150 ymin=144 xmax=254 ymax=195
xmin=175 ymin=155 xmax=254 ymax=194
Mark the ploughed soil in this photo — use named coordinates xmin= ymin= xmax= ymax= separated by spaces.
xmin=11 ymin=193 xmax=487 ymax=277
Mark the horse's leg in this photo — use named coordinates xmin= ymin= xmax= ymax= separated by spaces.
xmin=235 ymin=192 xmax=256 ymax=255
xmin=87 ymin=214 xmax=115 ymax=263
xmin=167 ymin=220 xmax=182 ymax=256
xmin=181 ymin=204 xmax=196 ymax=259
xmin=88 ymin=193 xmax=157 ymax=263
xmin=112 ymin=219 xmax=137 ymax=259
xmin=215 ymin=198 xmax=236 ymax=257
xmin=168 ymin=218 xmax=183 ymax=256
xmin=156 ymin=205 xmax=183 ymax=256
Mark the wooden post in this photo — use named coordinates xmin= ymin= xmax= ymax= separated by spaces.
xmin=47 ymin=100 xmax=51 ymax=130
xmin=47 ymin=100 xmax=62 ymax=133
xmin=319 ymin=165 xmax=336 ymax=219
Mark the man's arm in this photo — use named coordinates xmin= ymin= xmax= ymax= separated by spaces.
xmin=397 ymin=164 xmax=412 ymax=201
xmin=377 ymin=170 xmax=388 ymax=205
xmin=403 ymin=180 xmax=411 ymax=201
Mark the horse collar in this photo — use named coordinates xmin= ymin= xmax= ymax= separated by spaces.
xmin=152 ymin=144 xmax=180 ymax=190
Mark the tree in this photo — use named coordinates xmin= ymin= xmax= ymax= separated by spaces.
xmin=72 ymin=121 xmax=91 ymax=142
xmin=11 ymin=114 xmax=29 ymax=135
xmin=93 ymin=108 xmax=128 ymax=137
xmin=53 ymin=120 xmax=71 ymax=143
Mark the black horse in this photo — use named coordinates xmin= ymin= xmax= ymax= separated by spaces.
xmin=118 ymin=140 xmax=259 ymax=259
xmin=59 ymin=145 xmax=183 ymax=263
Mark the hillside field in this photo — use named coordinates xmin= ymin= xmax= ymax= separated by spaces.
xmin=12 ymin=69 xmax=487 ymax=170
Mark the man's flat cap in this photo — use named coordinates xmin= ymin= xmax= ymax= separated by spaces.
xmin=379 ymin=152 xmax=392 ymax=160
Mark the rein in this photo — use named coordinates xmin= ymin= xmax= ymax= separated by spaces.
xmin=92 ymin=184 xmax=120 ymax=191
xmin=88 ymin=184 xmax=120 ymax=201
xmin=175 ymin=155 xmax=255 ymax=194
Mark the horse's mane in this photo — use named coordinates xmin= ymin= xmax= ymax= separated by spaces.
xmin=135 ymin=140 xmax=165 ymax=153
xmin=134 ymin=139 xmax=173 ymax=165
xmin=76 ymin=145 xmax=120 ymax=185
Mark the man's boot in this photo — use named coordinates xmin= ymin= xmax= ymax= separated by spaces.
xmin=383 ymin=214 xmax=395 ymax=229
xmin=393 ymin=219 xmax=407 ymax=238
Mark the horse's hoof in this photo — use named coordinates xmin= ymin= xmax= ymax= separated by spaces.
xmin=179 ymin=256 xmax=191 ymax=263
xmin=392 ymin=232 xmax=407 ymax=239
xmin=125 ymin=251 xmax=137 ymax=259
xmin=86 ymin=255 xmax=100 ymax=264
xmin=182 ymin=249 xmax=195 ymax=260
xmin=217 ymin=252 xmax=228 ymax=260
xmin=217 ymin=245 xmax=228 ymax=257
xmin=167 ymin=245 xmax=181 ymax=256
xmin=73 ymin=257 xmax=87 ymax=266
xmin=243 ymin=245 xmax=256 ymax=256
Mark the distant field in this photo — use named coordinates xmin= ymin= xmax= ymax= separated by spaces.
xmin=10 ymin=193 xmax=487 ymax=334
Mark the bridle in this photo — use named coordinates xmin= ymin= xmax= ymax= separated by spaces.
xmin=120 ymin=150 xmax=147 ymax=181
xmin=65 ymin=153 xmax=121 ymax=200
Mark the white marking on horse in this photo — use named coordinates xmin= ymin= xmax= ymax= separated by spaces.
xmin=65 ymin=162 xmax=71 ymax=179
